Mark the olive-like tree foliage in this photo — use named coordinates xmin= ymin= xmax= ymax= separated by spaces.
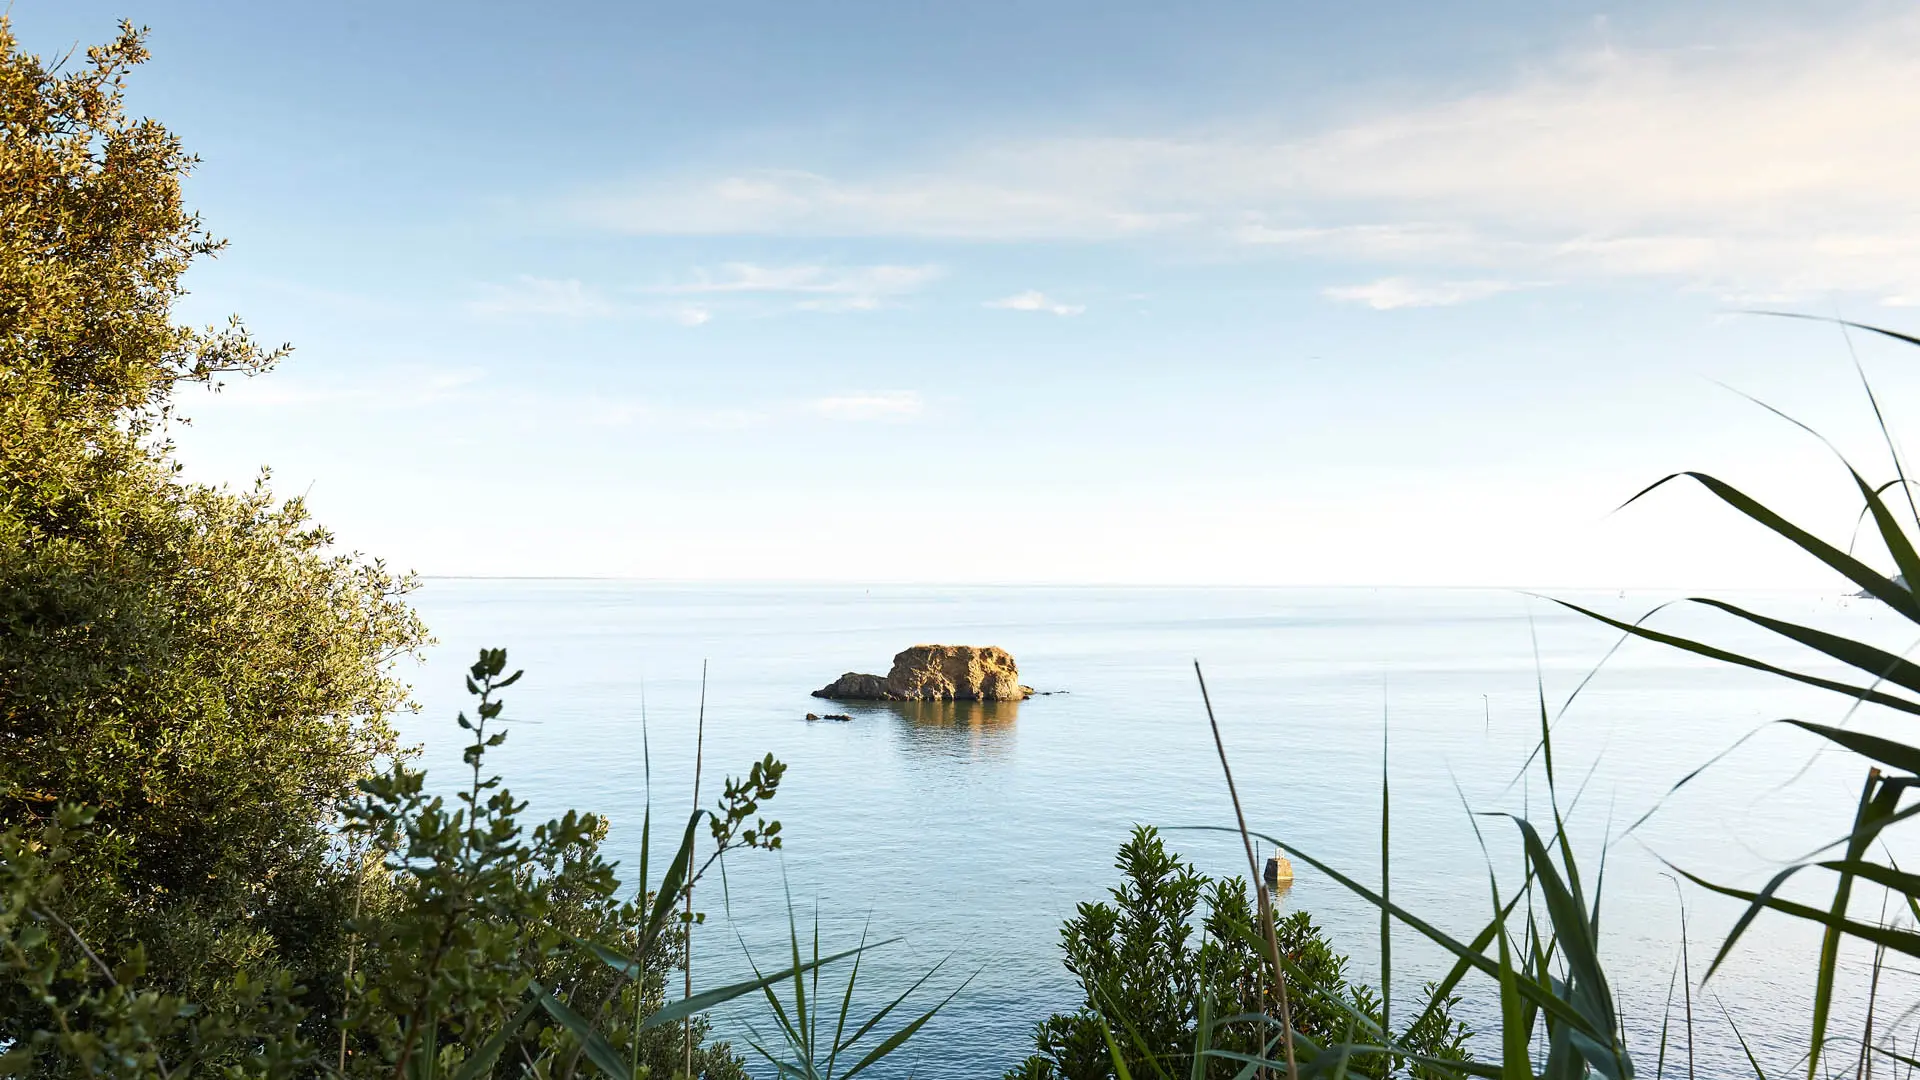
xmin=0 ymin=21 xmax=811 ymax=1080
xmin=0 ymin=8 xmax=423 ymax=1030
xmin=1 ymin=649 xmax=770 ymax=1080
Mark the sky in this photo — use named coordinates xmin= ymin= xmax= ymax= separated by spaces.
xmin=16 ymin=0 xmax=1920 ymax=587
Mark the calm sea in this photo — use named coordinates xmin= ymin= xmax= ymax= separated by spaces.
xmin=401 ymin=582 xmax=1917 ymax=1078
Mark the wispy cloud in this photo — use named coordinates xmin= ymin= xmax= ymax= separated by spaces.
xmin=189 ymin=367 xmax=486 ymax=411
xmin=568 ymin=12 xmax=1920 ymax=298
xmin=808 ymin=391 xmax=924 ymax=421
xmin=584 ymin=390 xmax=925 ymax=428
xmin=645 ymin=262 xmax=940 ymax=313
xmin=576 ymin=171 xmax=1188 ymax=242
xmin=649 ymin=262 xmax=939 ymax=295
xmin=469 ymin=276 xmax=616 ymax=318
xmin=472 ymin=264 xmax=936 ymax=323
xmin=585 ymin=399 xmax=770 ymax=429
xmin=985 ymin=290 xmax=1085 ymax=316
xmin=1322 ymin=278 xmax=1534 ymax=310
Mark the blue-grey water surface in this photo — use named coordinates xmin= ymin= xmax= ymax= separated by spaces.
xmin=401 ymin=583 xmax=1918 ymax=1078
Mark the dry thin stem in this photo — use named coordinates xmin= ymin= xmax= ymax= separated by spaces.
xmin=36 ymin=904 xmax=173 ymax=1080
xmin=1195 ymin=661 xmax=1299 ymax=1080
xmin=685 ymin=660 xmax=708 ymax=1080
xmin=340 ymin=856 xmax=367 ymax=1075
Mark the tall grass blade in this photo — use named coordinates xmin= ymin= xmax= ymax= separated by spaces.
xmin=639 ymin=810 xmax=702 ymax=956
xmin=636 ymin=942 xmax=887 ymax=1030
xmin=451 ymin=997 xmax=541 ymax=1080
xmin=1194 ymin=825 xmax=1612 ymax=1042
xmin=1686 ymin=598 xmax=1920 ymax=694
xmin=686 ymin=660 xmax=708 ymax=1080
xmin=1715 ymin=994 xmax=1771 ymax=1080
xmin=1554 ymin=600 xmax=1920 ymax=716
xmin=1780 ymin=720 xmax=1920 ymax=776
xmin=1709 ymin=380 xmax=1920 ymax=589
xmin=1380 ymin=705 xmax=1392 ymax=1038
xmin=1888 ymin=855 xmax=1920 ymax=926
xmin=1872 ymin=1046 xmax=1920 ymax=1072
xmin=826 ymin=920 xmax=868 ymax=1076
xmin=1102 ymin=1019 xmax=1139 ymax=1080
xmin=831 ymin=954 xmax=954 ymax=1061
xmin=1748 ymin=311 xmax=1920 ymax=356
xmin=1499 ymin=815 xmax=1628 ymax=1079
xmin=1190 ymin=956 xmax=1213 ymax=1080
xmin=1671 ymin=866 xmax=1920 ymax=962
xmin=1195 ymin=662 xmax=1300 ymax=1080
xmin=1809 ymin=771 xmax=1893 ymax=1080
xmin=839 ymin=976 xmax=970 ymax=1080
xmin=531 ymin=982 xmax=635 ymax=1080
xmin=1615 ymin=472 xmax=1920 ymax=620
xmin=1655 ymin=949 xmax=1678 ymax=1080
xmin=1831 ymin=313 xmax=1920 ymax=534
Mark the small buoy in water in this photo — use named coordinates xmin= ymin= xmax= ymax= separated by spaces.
xmin=1263 ymin=854 xmax=1294 ymax=889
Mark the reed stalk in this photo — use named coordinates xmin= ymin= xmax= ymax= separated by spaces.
xmin=1195 ymin=661 xmax=1299 ymax=1080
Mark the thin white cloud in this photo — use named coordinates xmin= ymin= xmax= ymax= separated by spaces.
xmin=1322 ymin=278 xmax=1534 ymax=310
xmin=469 ymin=276 xmax=615 ymax=318
xmin=188 ymin=367 xmax=486 ymax=410
xmin=586 ymin=391 xmax=926 ymax=428
xmin=583 ymin=399 xmax=769 ymax=429
xmin=472 ymin=265 xmax=938 ymax=323
xmin=808 ymin=391 xmax=924 ymax=422
xmin=986 ymin=290 xmax=1085 ymax=316
xmin=644 ymin=262 xmax=940 ymax=313
xmin=578 ymin=171 xmax=1189 ymax=242
xmin=569 ymin=11 xmax=1920 ymax=298
xmin=650 ymin=262 xmax=940 ymax=295
xmin=1238 ymin=223 xmax=1495 ymax=260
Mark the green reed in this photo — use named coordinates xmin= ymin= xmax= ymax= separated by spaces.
xmin=1158 ymin=316 xmax=1920 ymax=1080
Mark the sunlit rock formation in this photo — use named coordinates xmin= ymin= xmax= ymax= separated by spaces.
xmin=813 ymin=644 xmax=1034 ymax=701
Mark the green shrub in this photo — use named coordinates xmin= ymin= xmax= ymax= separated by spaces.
xmin=1005 ymin=827 xmax=1471 ymax=1080
xmin=0 ymin=13 xmax=424 ymax=1036
xmin=1 ymin=648 xmax=791 ymax=1079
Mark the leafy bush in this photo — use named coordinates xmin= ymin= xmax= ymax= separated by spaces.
xmin=1 ymin=804 xmax=312 ymax=1080
xmin=2 ymin=648 xmax=793 ymax=1079
xmin=1005 ymin=827 xmax=1471 ymax=1080
xmin=0 ymin=13 xmax=425 ymax=1035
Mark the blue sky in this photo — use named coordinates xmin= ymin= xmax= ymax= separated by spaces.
xmin=17 ymin=0 xmax=1920 ymax=586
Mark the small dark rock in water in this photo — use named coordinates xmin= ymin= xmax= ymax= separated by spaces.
xmin=823 ymin=713 xmax=852 ymax=721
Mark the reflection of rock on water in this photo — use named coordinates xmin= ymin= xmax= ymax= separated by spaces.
xmin=877 ymin=699 xmax=1019 ymax=761
xmin=885 ymin=698 xmax=1021 ymax=730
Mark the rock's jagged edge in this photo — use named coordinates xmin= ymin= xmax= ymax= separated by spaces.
xmin=812 ymin=644 xmax=1034 ymax=701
